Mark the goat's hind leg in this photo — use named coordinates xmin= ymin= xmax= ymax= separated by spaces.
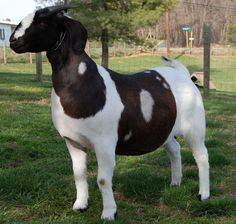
xmin=65 ymin=138 xmax=89 ymax=211
xmin=183 ymin=118 xmax=210 ymax=200
xmin=187 ymin=138 xmax=210 ymax=200
xmin=165 ymin=138 xmax=182 ymax=186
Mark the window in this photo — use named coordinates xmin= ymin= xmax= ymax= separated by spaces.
xmin=0 ymin=29 xmax=5 ymax=40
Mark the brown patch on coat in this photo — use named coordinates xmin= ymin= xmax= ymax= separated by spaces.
xmin=51 ymin=52 xmax=106 ymax=119
xmin=109 ymin=70 xmax=177 ymax=156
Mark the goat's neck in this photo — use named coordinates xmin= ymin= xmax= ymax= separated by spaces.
xmin=47 ymin=43 xmax=106 ymax=119
xmin=47 ymin=43 xmax=100 ymax=93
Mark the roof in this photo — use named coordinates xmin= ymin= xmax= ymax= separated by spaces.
xmin=0 ymin=20 xmax=18 ymax=26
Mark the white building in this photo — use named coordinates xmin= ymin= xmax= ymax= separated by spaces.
xmin=0 ymin=20 xmax=17 ymax=47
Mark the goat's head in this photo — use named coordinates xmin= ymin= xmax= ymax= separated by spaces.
xmin=10 ymin=5 xmax=87 ymax=54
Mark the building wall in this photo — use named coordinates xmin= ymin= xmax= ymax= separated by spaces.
xmin=0 ymin=24 xmax=15 ymax=47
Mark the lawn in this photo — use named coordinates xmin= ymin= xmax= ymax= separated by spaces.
xmin=0 ymin=56 xmax=236 ymax=223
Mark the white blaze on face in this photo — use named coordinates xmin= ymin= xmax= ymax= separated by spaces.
xmin=14 ymin=12 xmax=36 ymax=39
xmin=78 ymin=62 xmax=87 ymax=75
xmin=140 ymin=89 xmax=155 ymax=123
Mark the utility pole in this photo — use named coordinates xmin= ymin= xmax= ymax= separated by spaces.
xmin=165 ymin=10 xmax=171 ymax=57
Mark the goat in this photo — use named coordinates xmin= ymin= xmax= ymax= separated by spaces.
xmin=10 ymin=5 xmax=210 ymax=221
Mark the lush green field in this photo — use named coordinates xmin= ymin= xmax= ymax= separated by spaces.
xmin=0 ymin=57 xmax=236 ymax=223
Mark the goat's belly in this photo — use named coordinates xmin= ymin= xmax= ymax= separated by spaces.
xmin=116 ymin=140 xmax=163 ymax=156
xmin=115 ymin=122 xmax=172 ymax=155
xmin=115 ymin=91 xmax=176 ymax=155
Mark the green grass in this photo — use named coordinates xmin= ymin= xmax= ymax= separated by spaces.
xmin=0 ymin=56 xmax=236 ymax=223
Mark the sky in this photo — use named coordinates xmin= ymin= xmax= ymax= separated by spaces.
xmin=0 ymin=0 xmax=46 ymax=23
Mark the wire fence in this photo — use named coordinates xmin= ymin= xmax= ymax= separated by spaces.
xmin=1 ymin=42 xmax=235 ymax=94
xmin=1 ymin=0 xmax=236 ymax=94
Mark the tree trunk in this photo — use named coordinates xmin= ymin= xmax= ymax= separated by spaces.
xmin=101 ymin=29 xmax=109 ymax=68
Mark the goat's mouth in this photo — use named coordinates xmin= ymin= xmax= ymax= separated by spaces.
xmin=10 ymin=42 xmax=27 ymax=53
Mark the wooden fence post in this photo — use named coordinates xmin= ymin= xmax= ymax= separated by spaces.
xmin=203 ymin=24 xmax=211 ymax=98
xmin=35 ymin=52 xmax=42 ymax=82
xmin=29 ymin=53 xmax=33 ymax=64
xmin=165 ymin=10 xmax=171 ymax=57
xmin=101 ymin=28 xmax=109 ymax=68
xmin=3 ymin=45 xmax=7 ymax=64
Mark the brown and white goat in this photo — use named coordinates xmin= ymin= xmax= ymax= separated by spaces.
xmin=10 ymin=6 xmax=210 ymax=220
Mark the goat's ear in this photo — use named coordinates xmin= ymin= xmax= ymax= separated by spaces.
xmin=63 ymin=19 xmax=87 ymax=54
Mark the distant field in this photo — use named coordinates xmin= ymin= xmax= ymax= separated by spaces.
xmin=0 ymin=56 xmax=236 ymax=223
xmin=109 ymin=55 xmax=236 ymax=93
xmin=1 ymin=54 xmax=235 ymax=92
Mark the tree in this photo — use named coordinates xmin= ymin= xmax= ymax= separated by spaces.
xmin=228 ymin=24 xmax=236 ymax=44
xmin=156 ymin=0 xmax=236 ymax=47
xmin=69 ymin=0 xmax=173 ymax=67
xmin=35 ymin=0 xmax=177 ymax=67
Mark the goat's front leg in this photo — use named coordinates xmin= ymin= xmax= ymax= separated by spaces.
xmin=65 ymin=139 xmax=89 ymax=211
xmin=95 ymin=143 xmax=117 ymax=220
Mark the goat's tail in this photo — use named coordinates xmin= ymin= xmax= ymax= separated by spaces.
xmin=161 ymin=56 xmax=190 ymax=76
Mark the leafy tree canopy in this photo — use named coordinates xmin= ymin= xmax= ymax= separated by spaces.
xmin=36 ymin=0 xmax=179 ymax=43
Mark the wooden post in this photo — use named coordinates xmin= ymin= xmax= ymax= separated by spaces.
xmin=29 ymin=53 xmax=33 ymax=64
xmin=186 ymin=31 xmax=189 ymax=48
xmin=101 ymin=29 xmax=109 ymax=68
xmin=203 ymin=25 xmax=211 ymax=98
xmin=165 ymin=10 xmax=171 ymax=57
xmin=35 ymin=52 xmax=43 ymax=82
xmin=124 ymin=42 xmax=126 ymax=56
xmin=190 ymin=31 xmax=193 ymax=49
xmin=3 ymin=45 xmax=7 ymax=64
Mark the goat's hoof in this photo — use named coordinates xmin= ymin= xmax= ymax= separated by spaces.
xmin=73 ymin=199 xmax=88 ymax=212
xmin=197 ymin=194 xmax=202 ymax=201
xmin=198 ymin=194 xmax=210 ymax=201
xmin=79 ymin=206 xmax=89 ymax=213
xmin=101 ymin=208 xmax=117 ymax=221
xmin=170 ymin=177 xmax=182 ymax=187
xmin=73 ymin=206 xmax=89 ymax=213
xmin=170 ymin=182 xmax=181 ymax=187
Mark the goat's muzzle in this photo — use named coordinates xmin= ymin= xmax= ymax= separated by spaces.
xmin=10 ymin=36 xmax=26 ymax=53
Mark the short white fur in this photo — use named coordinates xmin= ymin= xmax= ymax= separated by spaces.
xmin=78 ymin=62 xmax=87 ymax=75
xmin=140 ymin=89 xmax=155 ymax=123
